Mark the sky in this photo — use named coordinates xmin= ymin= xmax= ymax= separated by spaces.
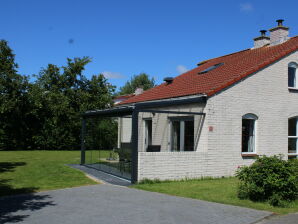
xmin=1 ymin=0 xmax=298 ymax=90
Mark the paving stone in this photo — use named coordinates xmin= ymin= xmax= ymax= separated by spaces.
xmin=0 ymin=184 xmax=271 ymax=224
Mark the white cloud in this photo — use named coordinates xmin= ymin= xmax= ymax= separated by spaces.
xmin=176 ymin=65 xmax=188 ymax=74
xmin=102 ymin=71 xmax=124 ymax=79
xmin=240 ymin=3 xmax=253 ymax=12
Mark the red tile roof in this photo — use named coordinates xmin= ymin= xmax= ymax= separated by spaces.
xmin=120 ymin=36 xmax=298 ymax=105
xmin=114 ymin=94 xmax=135 ymax=101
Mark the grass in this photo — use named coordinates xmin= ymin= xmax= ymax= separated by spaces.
xmin=0 ymin=150 xmax=99 ymax=197
xmin=133 ymin=177 xmax=298 ymax=215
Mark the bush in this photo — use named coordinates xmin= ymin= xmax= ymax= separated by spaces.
xmin=236 ymin=155 xmax=298 ymax=206
xmin=138 ymin=178 xmax=162 ymax=184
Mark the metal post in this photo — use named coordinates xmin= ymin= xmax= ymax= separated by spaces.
xmin=131 ymin=109 xmax=139 ymax=183
xmin=81 ymin=118 xmax=86 ymax=165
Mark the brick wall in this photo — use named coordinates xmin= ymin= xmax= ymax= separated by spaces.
xmin=137 ymin=50 xmax=298 ymax=181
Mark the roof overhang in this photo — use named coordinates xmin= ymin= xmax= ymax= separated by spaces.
xmin=83 ymin=106 xmax=134 ymax=118
xmin=83 ymin=94 xmax=207 ymax=118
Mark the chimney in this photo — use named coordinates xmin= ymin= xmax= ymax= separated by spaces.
xmin=134 ymin=87 xmax=144 ymax=95
xmin=269 ymin=19 xmax=289 ymax=46
xmin=253 ymin=30 xmax=270 ymax=48
xmin=163 ymin=77 xmax=174 ymax=84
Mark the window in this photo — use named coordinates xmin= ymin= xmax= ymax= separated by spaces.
xmin=242 ymin=114 xmax=257 ymax=153
xmin=288 ymin=62 xmax=297 ymax=88
xmin=199 ymin=63 xmax=224 ymax=74
xmin=144 ymin=119 xmax=152 ymax=151
xmin=170 ymin=117 xmax=194 ymax=151
xmin=288 ymin=117 xmax=298 ymax=157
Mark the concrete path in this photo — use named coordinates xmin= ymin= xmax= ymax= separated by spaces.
xmin=257 ymin=213 xmax=298 ymax=224
xmin=68 ymin=164 xmax=131 ymax=186
xmin=0 ymin=184 xmax=271 ymax=224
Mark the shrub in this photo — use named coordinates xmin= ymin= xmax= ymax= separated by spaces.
xmin=236 ymin=155 xmax=298 ymax=206
xmin=138 ymin=178 xmax=162 ymax=184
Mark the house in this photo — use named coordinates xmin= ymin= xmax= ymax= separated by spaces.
xmin=81 ymin=20 xmax=298 ymax=183
xmin=113 ymin=88 xmax=143 ymax=105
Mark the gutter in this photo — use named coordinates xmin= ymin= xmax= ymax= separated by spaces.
xmin=134 ymin=94 xmax=207 ymax=110
xmin=82 ymin=94 xmax=207 ymax=118
xmin=83 ymin=106 xmax=135 ymax=118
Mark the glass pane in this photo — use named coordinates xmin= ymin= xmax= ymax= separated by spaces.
xmin=288 ymin=138 xmax=297 ymax=154
xmin=242 ymin=119 xmax=255 ymax=152
xmin=146 ymin=120 xmax=152 ymax=147
xmin=172 ymin=121 xmax=180 ymax=151
xmin=184 ymin=120 xmax=194 ymax=151
xmin=288 ymin=67 xmax=296 ymax=87
xmin=288 ymin=118 xmax=297 ymax=136
xmin=84 ymin=116 xmax=131 ymax=180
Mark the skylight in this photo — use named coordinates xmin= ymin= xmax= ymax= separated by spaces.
xmin=199 ymin=63 xmax=224 ymax=74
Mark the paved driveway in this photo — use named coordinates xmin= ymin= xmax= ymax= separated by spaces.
xmin=0 ymin=184 xmax=271 ymax=224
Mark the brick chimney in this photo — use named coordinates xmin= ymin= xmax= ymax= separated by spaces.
xmin=269 ymin=19 xmax=289 ymax=46
xmin=134 ymin=87 xmax=144 ymax=95
xmin=253 ymin=30 xmax=270 ymax=48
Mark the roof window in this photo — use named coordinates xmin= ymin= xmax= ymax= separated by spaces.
xmin=199 ymin=63 xmax=224 ymax=74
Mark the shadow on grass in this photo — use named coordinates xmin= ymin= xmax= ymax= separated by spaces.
xmin=0 ymin=162 xmax=55 ymax=223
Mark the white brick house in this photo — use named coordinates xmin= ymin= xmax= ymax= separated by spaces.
xmin=83 ymin=20 xmax=298 ymax=183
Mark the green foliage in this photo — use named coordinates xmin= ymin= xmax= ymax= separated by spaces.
xmin=27 ymin=58 xmax=115 ymax=150
xmin=0 ymin=40 xmax=115 ymax=150
xmin=138 ymin=178 xmax=163 ymax=184
xmin=133 ymin=177 xmax=298 ymax=214
xmin=118 ymin=73 xmax=155 ymax=95
xmin=236 ymin=156 xmax=298 ymax=206
xmin=85 ymin=118 xmax=118 ymax=150
xmin=0 ymin=40 xmax=30 ymax=150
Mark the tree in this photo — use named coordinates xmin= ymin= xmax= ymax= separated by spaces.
xmin=28 ymin=57 xmax=115 ymax=150
xmin=0 ymin=40 xmax=29 ymax=150
xmin=0 ymin=40 xmax=116 ymax=150
xmin=118 ymin=73 xmax=155 ymax=95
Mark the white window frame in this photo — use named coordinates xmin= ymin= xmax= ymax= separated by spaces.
xmin=168 ymin=117 xmax=194 ymax=152
xmin=288 ymin=62 xmax=298 ymax=89
xmin=288 ymin=117 xmax=298 ymax=157
xmin=241 ymin=113 xmax=258 ymax=154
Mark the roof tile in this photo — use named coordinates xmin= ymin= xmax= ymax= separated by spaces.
xmin=120 ymin=37 xmax=298 ymax=105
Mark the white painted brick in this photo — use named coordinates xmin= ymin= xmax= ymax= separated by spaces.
xmin=137 ymin=50 xmax=298 ymax=181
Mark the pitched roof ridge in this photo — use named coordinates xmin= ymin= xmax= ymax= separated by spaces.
xmin=114 ymin=93 xmax=135 ymax=100
xmin=197 ymin=48 xmax=251 ymax=65
xmin=206 ymin=37 xmax=298 ymax=96
xmin=119 ymin=36 xmax=298 ymax=105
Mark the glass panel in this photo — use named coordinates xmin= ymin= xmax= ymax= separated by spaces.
xmin=242 ymin=119 xmax=255 ymax=152
xmin=288 ymin=138 xmax=297 ymax=154
xmin=84 ymin=116 xmax=131 ymax=180
xmin=184 ymin=120 xmax=194 ymax=151
xmin=288 ymin=118 xmax=297 ymax=136
xmin=145 ymin=119 xmax=152 ymax=151
xmin=171 ymin=121 xmax=180 ymax=151
xmin=288 ymin=67 xmax=296 ymax=88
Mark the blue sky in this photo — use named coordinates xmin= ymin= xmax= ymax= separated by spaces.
xmin=1 ymin=0 xmax=297 ymax=90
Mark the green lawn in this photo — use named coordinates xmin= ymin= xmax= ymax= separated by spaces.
xmin=133 ymin=178 xmax=298 ymax=215
xmin=0 ymin=150 xmax=98 ymax=197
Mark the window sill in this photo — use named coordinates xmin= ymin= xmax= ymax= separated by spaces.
xmin=241 ymin=153 xmax=258 ymax=157
xmin=288 ymin=87 xmax=298 ymax=91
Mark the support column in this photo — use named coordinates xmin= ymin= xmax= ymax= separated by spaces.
xmin=131 ymin=109 xmax=139 ymax=183
xmin=81 ymin=118 xmax=86 ymax=165
xmin=180 ymin=121 xmax=185 ymax=151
